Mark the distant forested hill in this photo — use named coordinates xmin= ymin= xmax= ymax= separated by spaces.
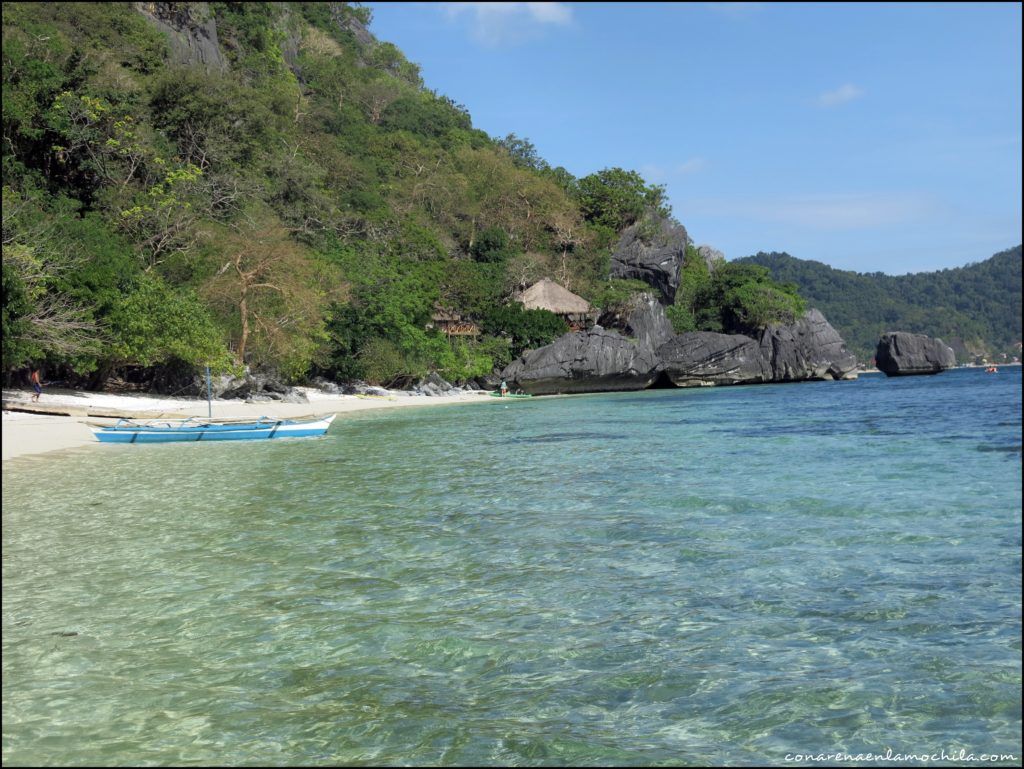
xmin=737 ymin=247 xmax=1023 ymax=363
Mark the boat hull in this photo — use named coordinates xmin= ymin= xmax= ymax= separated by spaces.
xmin=89 ymin=415 xmax=335 ymax=443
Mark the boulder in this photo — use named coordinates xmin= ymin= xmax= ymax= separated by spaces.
xmin=599 ymin=293 xmax=675 ymax=351
xmin=278 ymin=389 xmax=310 ymax=404
xmin=475 ymin=372 xmax=502 ymax=391
xmin=310 ymin=376 xmax=344 ymax=395
xmin=501 ymin=325 xmax=661 ymax=395
xmin=505 ymin=308 xmax=859 ymax=394
xmin=658 ymin=309 xmax=858 ymax=387
xmin=212 ymin=367 xmax=295 ymax=400
xmin=658 ymin=332 xmax=769 ymax=386
xmin=876 ymin=332 xmax=956 ymax=376
xmin=610 ymin=214 xmax=689 ymax=304
xmin=759 ymin=309 xmax=859 ymax=381
xmin=424 ymin=371 xmax=454 ymax=391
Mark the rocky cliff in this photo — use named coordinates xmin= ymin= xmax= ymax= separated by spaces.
xmin=135 ymin=2 xmax=227 ymax=72
xmin=503 ymin=305 xmax=859 ymax=395
xmin=610 ymin=215 xmax=689 ymax=305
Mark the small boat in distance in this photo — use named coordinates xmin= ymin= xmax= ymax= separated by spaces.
xmin=489 ymin=392 xmax=533 ymax=399
xmin=89 ymin=414 xmax=335 ymax=443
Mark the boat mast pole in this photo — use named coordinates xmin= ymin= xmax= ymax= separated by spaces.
xmin=206 ymin=366 xmax=212 ymax=418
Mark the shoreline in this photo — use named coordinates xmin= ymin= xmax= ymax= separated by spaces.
xmin=2 ymin=387 xmax=495 ymax=462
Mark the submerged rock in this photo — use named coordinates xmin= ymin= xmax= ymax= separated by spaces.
xmin=876 ymin=332 xmax=956 ymax=376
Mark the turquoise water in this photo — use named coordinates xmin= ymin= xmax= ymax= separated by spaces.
xmin=3 ymin=368 xmax=1021 ymax=766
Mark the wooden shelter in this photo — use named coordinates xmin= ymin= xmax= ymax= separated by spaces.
xmin=514 ymin=278 xmax=594 ymax=330
xmin=428 ymin=306 xmax=480 ymax=337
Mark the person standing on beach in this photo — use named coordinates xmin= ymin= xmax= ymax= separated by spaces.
xmin=30 ymin=367 xmax=42 ymax=402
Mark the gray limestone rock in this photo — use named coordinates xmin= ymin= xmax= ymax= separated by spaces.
xmin=696 ymin=245 xmax=725 ymax=271
xmin=658 ymin=309 xmax=858 ymax=387
xmin=501 ymin=326 xmax=661 ymax=395
xmin=876 ymin=332 xmax=956 ymax=376
xmin=600 ymin=293 xmax=676 ymax=352
xmin=506 ymin=308 xmax=859 ymax=394
xmin=658 ymin=332 xmax=769 ymax=386
xmin=610 ymin=215 xmax=689 ymax=304
xmin=759 ymin=309 xmax=859 ymax=381
xmin=135 ymin=2 xmax=227 ymax=73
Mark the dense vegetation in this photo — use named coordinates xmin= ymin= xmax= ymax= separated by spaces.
xmin=738 ymin=249 xmax=1023 ymax=363
xmin=0 ymin=1 xmax=678 ymax=389
xmin=666 ymin=245 xmax=805 ymax=336
xmin=8 ymin=2 xmax=996 ymax=391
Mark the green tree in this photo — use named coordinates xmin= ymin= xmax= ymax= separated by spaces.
xmin=479 ymin=305 xmax=568 ymax=357
xmin=106 ymin=274 xmax=230 ymax=371
xmin=202 ymin=219 xmax=335 ymax=378
xmin=577 ymin=167 xmax=669 ymax=232
xmin=471 ymin=226 xmax=516 ymax=263
xmin=496 ymin=133 xmax=549 ymax=171
xmin=667 ymin=244 xmax=714 ymax=333
xmin=702 ymin=263 xmax=805 ymax=335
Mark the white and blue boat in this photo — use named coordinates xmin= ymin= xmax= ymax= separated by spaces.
xmin=89 ymin=414 xmax=335 ymax=443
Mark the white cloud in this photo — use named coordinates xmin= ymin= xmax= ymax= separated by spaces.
xmin=443 ymin=2 xmax=573 ymax=46
xmin=817 ymin=83 xmax=866 ymax=108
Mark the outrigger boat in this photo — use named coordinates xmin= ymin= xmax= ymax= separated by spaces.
xmin=489 ymin=392 xmax=533 ymax=399
xmin=89 ymin=414 xmax=335 ymax=443
xmin=88 ymin=366 xmax=335 ymax=443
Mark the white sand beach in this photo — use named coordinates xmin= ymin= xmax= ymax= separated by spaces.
xmin=2 ymin=387 xmax=494 ymax=462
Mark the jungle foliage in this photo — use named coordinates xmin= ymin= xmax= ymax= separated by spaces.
xmin=3 ymin=1 xmax=680 ymax=388
xmin=9 ymin=1 xmax=994 ymax=391
xmin=737 ymin=249 xmax=1023 ymax=362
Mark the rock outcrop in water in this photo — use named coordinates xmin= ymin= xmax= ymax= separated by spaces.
xmin=500 ymin=326 xmax=662 ymax=394
xmin=757 ymin=308 xmax=860 ymax=382
xmin=502 ymin=307 xmax=859 ymax=394
xmin=875 ymin=332 xmax=956 ymax=376
xmin=658 ymin=332 xmax=769 ymax=386
xmin=658 ymin=309 xmax=858 ymax=387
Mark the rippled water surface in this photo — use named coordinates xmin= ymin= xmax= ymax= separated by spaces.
xmin=3 ymin=368 xmax=1021 ymax=766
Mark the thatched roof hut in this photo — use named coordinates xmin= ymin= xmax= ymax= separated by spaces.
xmin=514 ymin=279 xmax=592 ymax=315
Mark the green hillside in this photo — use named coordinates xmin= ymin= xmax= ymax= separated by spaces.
xmin=737 ymin=248 xmax=1023 ymax=363
xmin=2 ymin=1 xmax=805 ymax=389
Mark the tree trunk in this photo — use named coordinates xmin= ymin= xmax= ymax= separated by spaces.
xmin=237 ymin=289 xmax=250 ymax=365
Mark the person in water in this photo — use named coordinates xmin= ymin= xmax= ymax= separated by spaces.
xmin=30 ymin=367 xmax=42 ymax=402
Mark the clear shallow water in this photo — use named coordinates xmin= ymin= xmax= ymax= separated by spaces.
xmin=3 ymin=367 xmax=1021 ymax=766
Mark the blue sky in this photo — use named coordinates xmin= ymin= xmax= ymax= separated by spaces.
xmin=364 ymin=2 xmax=1021 ymax=275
